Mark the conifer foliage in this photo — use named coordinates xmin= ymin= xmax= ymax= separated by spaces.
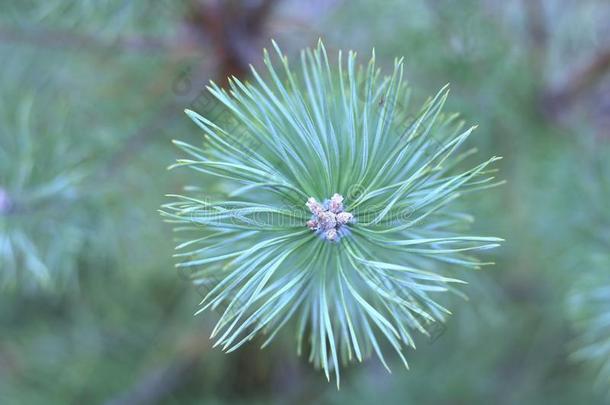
xmin=162 ymin=41 xmax=502 ymax=385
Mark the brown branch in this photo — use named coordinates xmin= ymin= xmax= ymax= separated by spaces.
xmin=187 ymin=0 xmax=280 ymax=85
xmin=243 ymin=0 xmax=279 ymax=33
xmin=523 ymin=0 xmax=548 ymax=52
xmin=522 ymin=0 xmax=548 ymax=80
xmin=542 ymin=47 xmax=610 ymax=118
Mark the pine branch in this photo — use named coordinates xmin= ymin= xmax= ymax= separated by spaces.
xmin=0 ymin=25 xmax=175 ymax=54
xmin=161 ymin=40 xmax=502 ymax=385
xmin=543 ymin=46 xmax=610 ymax=118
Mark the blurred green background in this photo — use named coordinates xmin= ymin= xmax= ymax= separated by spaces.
xmin=1 ymin=0 xmax=609 ymax=404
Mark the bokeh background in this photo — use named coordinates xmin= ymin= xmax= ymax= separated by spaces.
xmin=1 ymin=0 xmax=609 ymax=404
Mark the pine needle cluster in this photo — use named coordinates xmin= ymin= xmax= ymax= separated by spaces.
xmin=162 ymin=40 xmax=502 ymax=385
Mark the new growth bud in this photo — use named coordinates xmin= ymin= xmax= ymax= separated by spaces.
xmin=306 ymin=194 xmax=354 ymax=242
